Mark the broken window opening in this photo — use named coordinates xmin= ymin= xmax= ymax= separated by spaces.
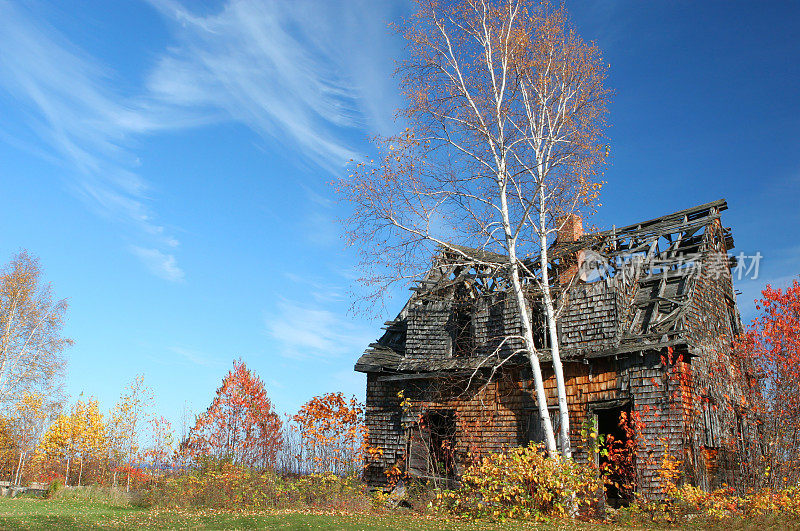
xmin=450 ymin=305 xmax=474 ymax=357
xmin=524 ymin=407 xmax=561 ymax=450
xmin=525 ymin=300 xmax=548 ymax=350
xmin=700 ymin=398 xmax=721 ymax=449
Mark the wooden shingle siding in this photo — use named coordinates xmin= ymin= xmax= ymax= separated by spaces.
xmin=407 ymin=301 xmax=452 ymax=357
xmin=365 ymin=353 xmax=687 ymax=497
xmin=560 ymin=280 xmax=618 ymax=353
xmin=358 ymin=200 xmax=755 ymax=498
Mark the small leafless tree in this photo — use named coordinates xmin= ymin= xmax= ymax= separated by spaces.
xmin=0 ymin=251 xmax=70 ymax=406
xmin=338 ymin=0 xmax=610 ymax=457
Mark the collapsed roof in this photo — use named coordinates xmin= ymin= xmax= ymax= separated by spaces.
xmin=355 ymin=199 xmax=734 ymax=376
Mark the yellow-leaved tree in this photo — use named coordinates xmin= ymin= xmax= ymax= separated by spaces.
xmin=11 ymin=392 xmax=55 ymax=485
xmin=0 ymin=416 xmax=18 ymax=482
xmin=40 ymin=396 xmax=106 ymax=486
xmin=73 ymin=398 xmax=107 ymax=486
xmin=39 ymin=411 xmax=74 ymax=485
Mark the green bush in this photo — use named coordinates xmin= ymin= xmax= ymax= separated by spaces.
xmin=46 ymin=479 xmax=63 ymax=499
xmin=437 ymin=445 xmax=601 ymax=520
xmin=51 ymin=485 xmax=130 ymax=505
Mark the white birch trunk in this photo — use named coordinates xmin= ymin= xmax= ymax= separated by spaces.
xmin=18 ymin=453 xmax=25 ymax=485
xmin=536 ymin=180 xmax=572 ymax=459
xmin=339 ymin=0 xmax=608 ymax=465
xmin=539 ymin=230 xmax=572 ymax=458
xmin=13 ymin=452 xmax=22 ymax=485
xmin=498 ymin=165 xmax=558 ymax=455
xmin=510 ymin=263 xmax=558 ymax=454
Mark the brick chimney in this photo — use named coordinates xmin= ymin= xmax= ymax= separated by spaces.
xmin=556 ymin=213 xmax=584 ymax=285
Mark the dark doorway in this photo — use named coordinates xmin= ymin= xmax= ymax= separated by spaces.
xmin=595 ymin=405 xmax=634 ymax=507
xmin=425 ymin=410 xmax=457 ymax=478
xmin=407 ymin=409 xmax=457 ymax=482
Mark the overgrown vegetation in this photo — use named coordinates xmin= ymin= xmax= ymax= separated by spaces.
xmin=50 ymin=484 xmax=130 ymax=505
xmin=134 ymin=458 xmax=370 ymax=512
xmin=436 ymin=445 xmax=599 ymax=520
xmin=3 ymin=264 xmax=799 ymax=529
xmin=613 ymin=484 xmax=800 ymax=527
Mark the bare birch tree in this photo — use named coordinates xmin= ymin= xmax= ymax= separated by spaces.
xmin=338 ymin=0 xmax=610 ymax=458
xmin=0 ymin=251 xmax=70 ymax=406
xmin=109 ymin=375 xmax=154 ymax=491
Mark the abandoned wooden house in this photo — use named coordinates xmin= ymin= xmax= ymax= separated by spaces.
xmin=355 ymin=199 xmax=754 ymax=500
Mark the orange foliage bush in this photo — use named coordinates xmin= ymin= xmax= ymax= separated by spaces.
xmin=292 ymin=392 xmax=365 ymax=475
xmin=734 ymin=279 xmax=800 ymax=488
xmin=187 ymin=360 xmax=282 ymax=469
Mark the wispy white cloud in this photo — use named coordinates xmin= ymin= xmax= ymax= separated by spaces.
xmin=283 ymin=272 xmax=344 ymax=303
xmin=169 ymin=346 xmax=221 ymax=367
xmin=265 ymin=299 xmax=374 ymax=360
xmin=0 ymin=0 xmax=406 ymax=279
xmin=301 ymin=184 xmax=334 ymax=208
xmin=0 ymin=2 xmax=182 ymax=277
xmin=130 ymin=246 xmax=185 ymax=282
xmin=145 ymin=0 xmax=404 ymax=168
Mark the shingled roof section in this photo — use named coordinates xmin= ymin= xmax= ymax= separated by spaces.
xmin=355 ymin=199 xmax=732 ymax=375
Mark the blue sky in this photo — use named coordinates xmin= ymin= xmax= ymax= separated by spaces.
xmin=0 ymin=0 xmax=798 ymax=430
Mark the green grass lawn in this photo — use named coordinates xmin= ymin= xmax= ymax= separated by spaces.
xmin=2 ymin=497 xmax=797 ymax=530
xmin=0 ymin=498 xmax=609 ymax=530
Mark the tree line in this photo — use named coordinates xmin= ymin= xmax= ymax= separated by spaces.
xmin=0 ymin=250 xmax=365 ymax=489
xmin=0 ymin=359 xmax=366 ymax=489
